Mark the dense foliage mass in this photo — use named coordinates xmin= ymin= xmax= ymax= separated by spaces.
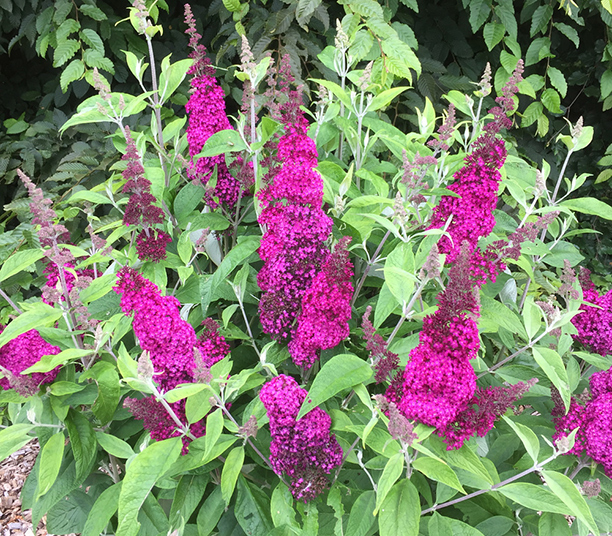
xmin=1 ymin=1 xmax=612 ymax=535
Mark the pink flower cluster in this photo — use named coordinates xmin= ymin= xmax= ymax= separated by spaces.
xmin=362 ymin=306 xmax=399 ymax=384
xmin=121 ymin=127 xmax=170 ymax=263
xmin=288 ymin=237 xmax=353 ymax=369
xmin=0 ymin=329 xmax=60 ymax=395
xmin=260 ymin=374 xmax=343 ymax=501
xmin=572 ymin=270 xmax=612 ymax=356
xmin=428 ymin=61 xmax=523 ymax=266
xmin=115 ymin=267 xmax=229 ymax=446
xmin=553 ymin=368 xmax=612 ymax=476
xmin=257 ymin=90 xmax=333 ymax=346
xmin=428 ymin=134 xmax=507 ymax=264
xmin=184 ymin=4 xmax=243 ymax=208
xmin=388 ymin=246 xmax=534 ymax=449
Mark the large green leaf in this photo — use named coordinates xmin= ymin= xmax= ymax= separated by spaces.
xmin=197 ymin=485 xmax=226 ymax=536
xmin=560 ymin=197 xmax=612 ymax=220
xmin=542 ymin=470 xmax=598 ymax=535
xmin=37 ymin=433 xmax=65 ymax=498
xmin=498 ymin=483 xmax=568 ymax=514
xmin=374 ymin=453 xmax=404 ymax=515
xmin=116 ymin=437 xmax=182 ymax=536
xmin=378 ymin=479 xmax=420 ymax=536
xmin=65 ymin=409 xmax=97 ymax=483
xmin=0 ymin=248 xmax=44 ymax=284
xmin=200 ymin=235 xmax=260 ymax=315
xmin=0 ymin=303 xmax=63 ymax=348
xmin=221 ymin=446 xmax=245 ymax=505
xmin=412 ymin=457 xmax=465 ymax=493
xmin=82 ymin=482 xmax=122 ymax=536
xmin=297 ymin=354 xmax=373 ymax=420
xmin=234 ymin=476 xmax=274 ymax=536
xmin=346 ymin=490 xmax=376 ymax=536
xmin=0 ymin=423 xmax=34 ymax=461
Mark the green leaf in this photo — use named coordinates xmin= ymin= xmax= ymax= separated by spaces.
xmin=474 ymin=516 xmax=514 ymax=536
xmin=542 ymin=470 xmax=598 ymax=535
xmin=311 ymin=79 xmax=353 ymax=109
xmin=67 ymin=189 xmax=111 ymax=205
xmin=350 ymin=0 xmax=384 ymax=18
xmin=53 ymin=38 xmax=79 ymax=67
xmin=165 ymin=383 xmax=207 ymax=403
xmin=170 ymin=474 xmax=209 ymax=529
xmin=80 ymin=28 xmax=104 ymax=54
xmin=95 ymin=432 xmax=135 ymax=459
xmin=185 ymin=388 xmax=213 ymax=424
xmin=60 ymin=59 xmax=85 ymax=92
xmin=296 ymin=0 xmax=321 ymax=27
xmin=532 ymin=346 xmax=570 ymax=410
xmin=37 ymin=433 xmax=65 ymax=498
xmin=346 ymin=490 xmax=376 ymax=536
xmin=200 ymin=236 xmax=259 ymax=315
xmin=89 ymin=362 xmax=120 ymax=425
xmin=443 ymin=445 xmax=493 ymax=485
xmin=379 ymin=479 xmax=420 ymax=536
xmin=79 ymin=273 xmax=116 ymax=303
xmin=158 ymin=58 xmax=193 ymax=104
xmin=82 ymin=482 xmax=121 ymax=536
xmin=0 ymin=423 xmax=34 ymax=461
xmin=374 ymin=453 xmax=404 ymax=515
xmin=384 ymin=242 xmax=417 ymax=307
xmin=412 ymin=457 xmax=465 ymax=493
xmin=468 ymin=0 xmax=490 ymax=33
xmin=554 ymin=22 xmax=579 ymax=47
xmin=522 ymin=296 xmax=542 ymax=340
xmin=483 ymin=22 xmax=505 ymax=50
xmin=65 ymin=409 xmax=97 ymax=483
xmin=174 ymin=181 xmax=205 ymax=224
xmin=538 ymin=512 xmax=572 ymax=536
xmin=116 ymin=437 xmax=182 ymax=536
xmin=221 ymin=446 xmax=245 ymax=505
xmin=197 ymin=129 xmax=248 ymax=158
xmin=369 ymin=87 xmax=410 ymax=112
xmin=202 ymin=408 xmax=224 ymax=464
xmin=502 ymin=416 xmax=540 ymax=464
xmin=547 ymin=67 xmax=567 ymax=98
xmin=197 ymin=486 xmax=225 ymax=536
xmin=234 ymin=476 xmax=274 ymax=536
xmin=297 ymin=353 xmax=373 ymax=420
xmin=521 ymin=101 xmax=543 ymax=128
xmin=79 ymin=4 xmax=107 ymax=21
xmin=0 ymin=303 xmax=62 ymax=349
xmin=498 ymin=483 xmax=568 ymax=514
xmin=23 ymin=348 xmax=92 ymax=374
xmin=560 ymin=197 xmax=612 ymax=220
xmin=480 ymin=295 xmax=527 ymax=339
xmin=0 ymin=248 xmax=44 ymax=284
xmin=49 ymin=382 xmax=85 ymax=396
xmin=530 ymin=4 xmax=553 ymax=36
xmin=381 ymin=36 xmax=421 ymax=81
xmin=429 ymin=512 xmax=452 ymax=536
xmin=271 ymin=483 xmax=299 ymax=529
xmin=541 ymin=88 xmax=561 ymax=113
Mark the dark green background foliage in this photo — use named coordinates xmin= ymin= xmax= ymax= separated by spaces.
xmin=1 ymin=0 xmax=611 ymax=265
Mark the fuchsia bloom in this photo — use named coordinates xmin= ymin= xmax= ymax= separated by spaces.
xmin=428 ymin=133 xmax=507 ymax=263
xmin=114 ymin=267 xmax=227 ymax=391
xmin=184 ymin=4 xmax=243 ymax=208
xmin=257 ymin=76 xmax=335 ymax=348
xmin=553 ymin=368 xmax=612 ymax=476
xmin=115 ymin=267 xmax=229 ymax=449
xmin=260 ymin=374 xmax=343 ymax=502
xmin=572 ymin=269 xmax=612 ymax=356
xmin=288 ymin=237 xmax=353 ymax=369
xmin=0 ymin=329 xmax=60 ymax=395
xmin=389 ymin=62 xmax=534 ymax=448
